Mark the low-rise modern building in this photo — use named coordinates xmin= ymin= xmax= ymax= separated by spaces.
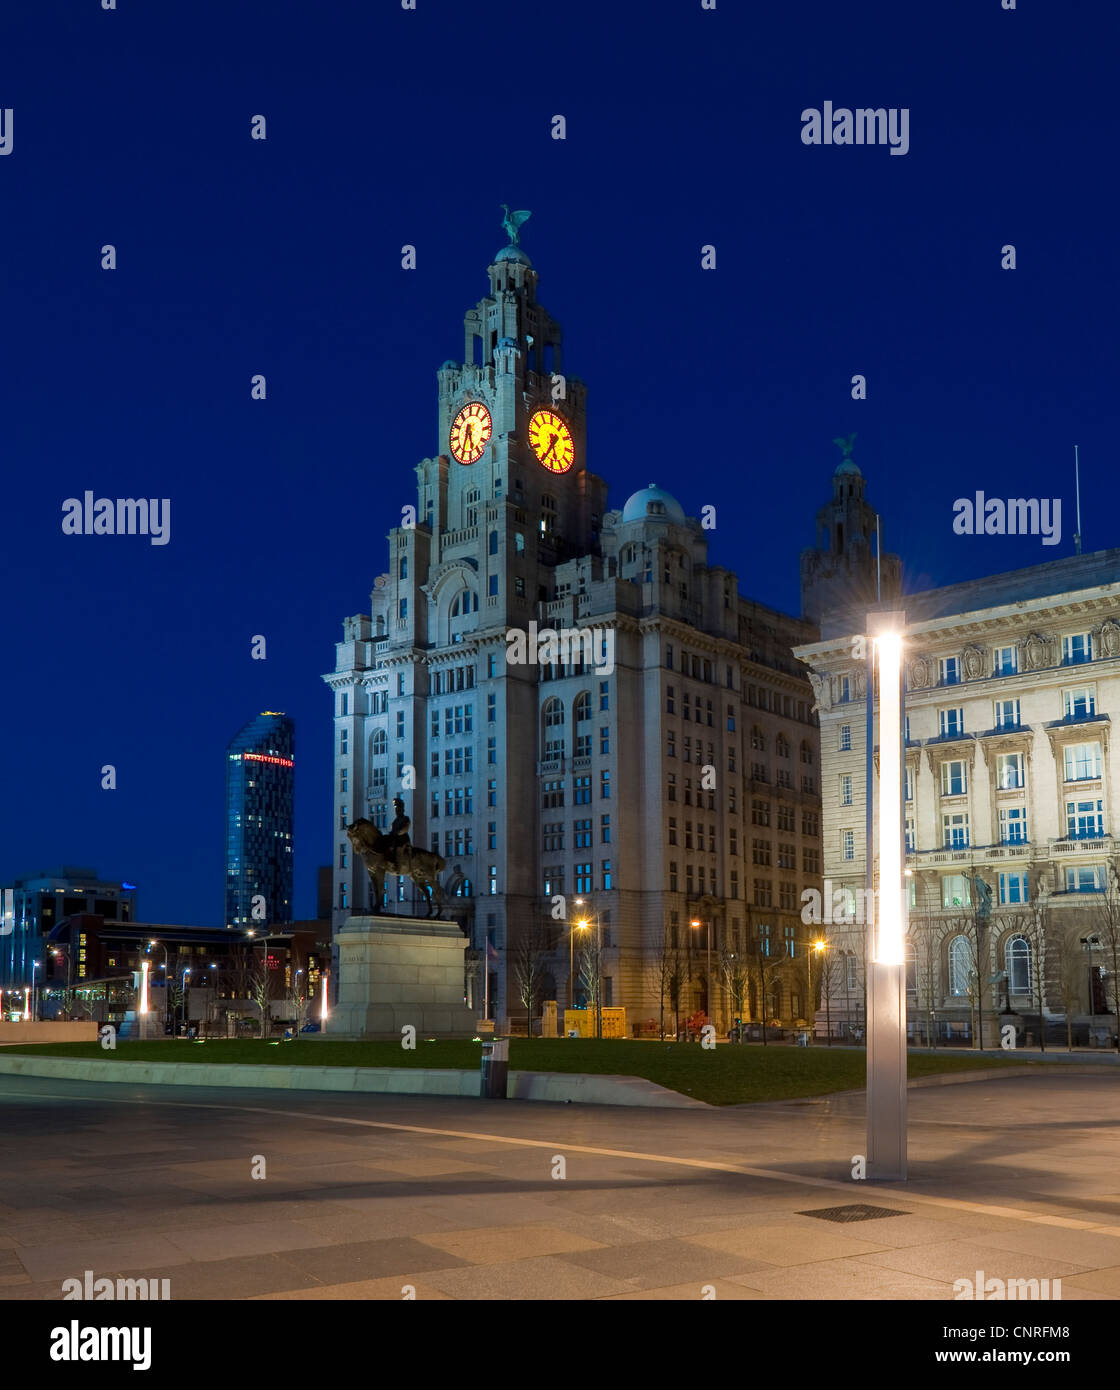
xmin=0 ymin=867 xmax=137 ymax=989
xmin=41 ymin=916 xmax=326 ymax=1030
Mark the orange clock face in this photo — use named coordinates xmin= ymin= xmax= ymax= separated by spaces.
xmin=449 ymin=401 xmax=492 ymax=465
xmin=528 ymin=409 xmax=575 ymax=473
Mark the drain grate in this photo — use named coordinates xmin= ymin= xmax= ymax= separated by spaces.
xmin=798 ymin=1203 xmax=910 ymax=1223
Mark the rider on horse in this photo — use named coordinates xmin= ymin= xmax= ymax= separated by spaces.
xmin=383 ymin=797 xmax=412 ymax=872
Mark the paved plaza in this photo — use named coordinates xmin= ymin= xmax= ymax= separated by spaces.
xmin=1 ymin=1071 xmax=1118 ymax=1300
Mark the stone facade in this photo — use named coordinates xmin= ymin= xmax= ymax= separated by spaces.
xmin=796 ymin=538 xmax=1120 ymax=1045
xmin=323 ymin=229 xmax=823 ymax=1032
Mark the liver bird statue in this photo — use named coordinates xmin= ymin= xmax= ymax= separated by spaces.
xmin=501 ymin=204 xmax=532 ymax=246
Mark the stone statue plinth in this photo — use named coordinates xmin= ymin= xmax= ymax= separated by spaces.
xmin=326 ymin=915 xmax=477 ymax=1039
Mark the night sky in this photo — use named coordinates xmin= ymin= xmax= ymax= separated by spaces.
xmin=2 ymin=0 xmax=1116 ymax=925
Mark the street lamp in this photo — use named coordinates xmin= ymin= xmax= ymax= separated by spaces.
xmin=31 ymin=960 xmax=40 ymax=1022
xmin=866 ymin=614 xmax=908 ymax=1181
xmin=139 ymin=959 xmax=150 ymax=1016
xmin=182 ymin=967 xmax=192 ymax=1036
xmin=691 ymin=917 xmax=712 ymax=1031
xmin=575 ymin=899 xmax=602 ymax=1037
xmin=569 ymin=920 xmax=588 ymax=1014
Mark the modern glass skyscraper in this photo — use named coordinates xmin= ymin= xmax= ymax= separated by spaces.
xmin=225 ymin=712 xmax=295 ymax=930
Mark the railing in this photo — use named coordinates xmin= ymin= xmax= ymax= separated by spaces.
xmin=441 ymin=526 xmax=479 ymax=548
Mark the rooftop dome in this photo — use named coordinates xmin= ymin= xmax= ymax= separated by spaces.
xmin=494 ymin=244 xmax=532 ymax=266
xmin=834 ymin=459 xmax=862 ymax=477
xmin=621 ymin=483 xmax=686 ymax=525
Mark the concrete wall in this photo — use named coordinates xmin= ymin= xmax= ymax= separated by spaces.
xmin=0 ymin=1052 xmax=705 ymax=1107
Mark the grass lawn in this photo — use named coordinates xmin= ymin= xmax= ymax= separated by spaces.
xmin=0 ymin=1037 xmax=1054 ymax=1106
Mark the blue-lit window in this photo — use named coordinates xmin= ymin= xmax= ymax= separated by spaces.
xmin=999 ymin=806 xmax=1028 ymax=844
xmin=1067 ymin=798 xmax=1104 ymax=839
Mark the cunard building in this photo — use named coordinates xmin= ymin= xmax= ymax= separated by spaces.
xmin=324 ymin=215 xmax=823 ymax=1030
xmin=796 ymin=459 xmax=1120 ymax=1045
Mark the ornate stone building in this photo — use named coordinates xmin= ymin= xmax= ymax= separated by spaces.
xmin=322 ymin=219 xmax=823 ymax=1031
xmin=797 ymin=509 xmax=1120 ymax=1044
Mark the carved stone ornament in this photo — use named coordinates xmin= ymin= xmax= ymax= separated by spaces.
xmin=1022 ymin=632 xmax=1052 ymax=672
xmin=961 ymin=644 xmax=986 ymax=681
xmin=854 ymin=670 xmax=868 ymax=698
xmin=808 ymin=672 xmax=832 ymax=713
xmin=907 ymin=656 xmax=932 ymax=690
xmin=1099 ymin=619 xmax=1120 ymax=658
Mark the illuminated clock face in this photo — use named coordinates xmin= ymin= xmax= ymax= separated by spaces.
xmin=528 ymin=409 xmax=575 ymax=473
xmin=449 ymin=401 xmax=492 ymax=465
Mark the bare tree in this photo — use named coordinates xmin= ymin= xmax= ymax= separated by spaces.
xmin=720 ymin=947 xmax=749 ymax=1034
xmin=1093 ymin=861 xmax=1120 ymax=1054
xmin=908 ymin=915 xmax=941 ymax=1048
xmin=746 ymin=930 xmax=790 ymax=1045
xmin=1057 ymin=929 xmax=1084 ymax=1053
xmin=285 ymin=950 xmax=309 ymax=1034
xmin=249 ymin=956 xmax=273 ymax=1038
xmin=577 ymin=935 xmax=605 ymax=1037
xmin=644 ymin=924 xmax=682 ymax=1040
xmin=1014 ymin=888 xmax=1049 ymax=1052
xmin=511 ymin=927 xmax=550 ymax=1037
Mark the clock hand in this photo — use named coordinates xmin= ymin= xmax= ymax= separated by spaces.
xmin=541 ymin=434 xmax=557 ymax=461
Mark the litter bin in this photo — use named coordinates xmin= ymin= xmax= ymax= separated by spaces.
xmin=480 ymin=1038 xmax=509 ymax=1098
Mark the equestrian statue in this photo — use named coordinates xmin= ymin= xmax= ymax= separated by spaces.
xmin=346 ymin=797 xmax=447 ymax=919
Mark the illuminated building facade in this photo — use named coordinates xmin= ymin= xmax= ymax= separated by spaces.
xmin=324 ymin=223 xmax=823 ymax=1029
xmin=0 ymin=867 xmax=136 ymax=990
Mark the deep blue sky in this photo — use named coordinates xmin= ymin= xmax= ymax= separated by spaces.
xmin=2 ymin=0 xmax=1116 ymax=925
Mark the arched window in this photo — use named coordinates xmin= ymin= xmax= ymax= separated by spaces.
xmin=456 ymin=878 xmax=473 ymax=897
xmin=574 ymin=692 xmax=591 ymax=722
xmin=451 ymin=593 xmax=460 ymax=617
xmin=488 ymin=530 xmax=498 ymax=556
xmin=750 ymin=726 xmax=765 ymax=751
xmin=372 ymin=730 xmax=387 ymax=757
xmin=776 ymin=733 xmax=790 ymax=759
xmin=800 ymin=740 xmax=814 ymax=765
xmin=1006 ymin=935 xmax=1032 ymax=994
xmin=515 ymin=532 xmax=524 ymax=553
xmin=399 ymin=554 xmax=408 ymax=579
xmin=949 ymin=936 xmax=973 ymax=996
xmin=543 ymin=698 xmax=565 ymax=728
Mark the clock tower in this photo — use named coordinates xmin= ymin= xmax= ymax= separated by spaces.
xmin=327 ymin=211 xmax=826 ymax=1034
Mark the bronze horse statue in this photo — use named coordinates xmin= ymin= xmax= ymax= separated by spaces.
xmin=346 ymin=819 xmax=446 ymax=918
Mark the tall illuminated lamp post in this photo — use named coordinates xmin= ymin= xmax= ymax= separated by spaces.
xmin=814 ymin=938 xmax=831 ymax=1045
xmin=866 ymin=612 xmax=908 ymax=1181
xmin=690 ymin=917 xmax=712 ymax=1031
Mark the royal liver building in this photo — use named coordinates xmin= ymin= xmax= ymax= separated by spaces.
xmin=324 ymin=214 xmax=821 ymax=1028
